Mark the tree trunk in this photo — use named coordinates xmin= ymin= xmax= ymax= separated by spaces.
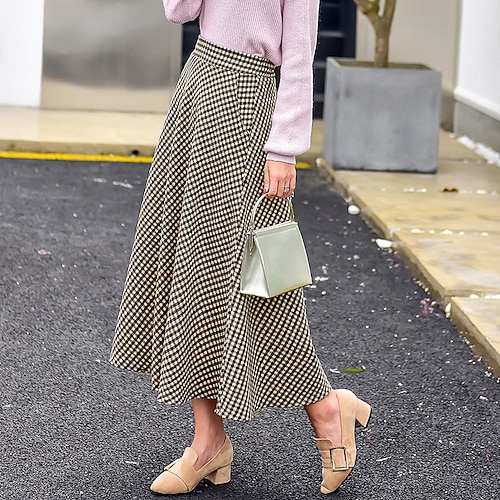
xmin=374 ymin=18 xmax=391 ymax=67
xmin=377 ymin=0 xmax=397 ymax=67
xmin=353 ymin=0 xmax=397 ymax=68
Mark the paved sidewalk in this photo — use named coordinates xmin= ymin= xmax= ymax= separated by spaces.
xmin=1 ymin=106 xmax=499 ymax=375
xmin=318 ymin=124 xmax=500 ymax=376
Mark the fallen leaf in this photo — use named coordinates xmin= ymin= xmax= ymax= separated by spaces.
xmin=341 ymin=366 xmax=366 ymax=374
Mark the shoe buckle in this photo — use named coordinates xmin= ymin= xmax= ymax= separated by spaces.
xmin=329 ymin=446 xmax=349 ymax=471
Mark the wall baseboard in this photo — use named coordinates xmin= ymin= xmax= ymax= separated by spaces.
xmin=454 ymin=100 xmax=500 ymax=152
xmin=440 ymin=91 xmax=455 ymax=131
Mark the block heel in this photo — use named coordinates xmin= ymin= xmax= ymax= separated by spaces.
xmin=205 ymin=463 xmax=231 ymax=485
xmin=355 ymin=398 xmax=372 ymax=428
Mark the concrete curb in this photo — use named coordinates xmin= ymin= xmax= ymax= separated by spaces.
xmin=0 ymin=139 xmax=157 ymax=157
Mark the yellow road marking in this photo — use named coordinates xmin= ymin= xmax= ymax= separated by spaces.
xmin=296 ymin=162 xmax=312 ymax=169
xmin=0 ymin=151 xmax=152 ymax=163
xmin=0 ymin=151 xmax=313 ymax=168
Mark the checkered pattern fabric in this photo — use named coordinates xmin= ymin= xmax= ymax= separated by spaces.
xmin=110 ymin=37 xmax=331 ymax=421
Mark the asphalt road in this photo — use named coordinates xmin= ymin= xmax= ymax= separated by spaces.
xmin=0 ymin=159 xmax=498 ymax=500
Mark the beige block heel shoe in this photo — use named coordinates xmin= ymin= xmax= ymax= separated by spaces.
xmin=150 ymin=435 xmax=233 ymax=495
xmin=314 ymin=389 xmax=372 ymax=494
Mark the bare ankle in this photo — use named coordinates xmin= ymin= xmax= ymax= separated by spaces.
xmin=191 ymin=433 xmax=226 ymax=470
xmin=305 ymin=391 xmax=341 ymax=446
xmin=190 ymin=398 xmax=226 ymax=470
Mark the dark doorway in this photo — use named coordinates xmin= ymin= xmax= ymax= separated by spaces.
xmin=181 ymin=1 xmax=357 ymax=118
xmin=315 ymin=0 xmax=357 ymax=117
xmin=181 ymin=19 xmax=200 ymax=67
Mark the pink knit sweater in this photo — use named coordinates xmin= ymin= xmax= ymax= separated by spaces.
xmin=163 ymin=0 xmax=320 ymax=164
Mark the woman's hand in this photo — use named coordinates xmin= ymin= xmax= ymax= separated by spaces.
xmin=263 ymin=160 xmax=296 ymax=198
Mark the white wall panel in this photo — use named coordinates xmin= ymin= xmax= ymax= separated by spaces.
xmin=0 ymin=0 xmax=45 ymax=106
xmin=456 ymin=0 xmax=500 ymax=121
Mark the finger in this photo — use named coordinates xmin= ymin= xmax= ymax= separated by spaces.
xmin=267 ymin=179 xmax=279 ymax=199
xmin=280 ymin=181 xmax=290 ymax=198
xmin=263 ymin=162 xmax=270 ymax=194
xmin=282 ymin=174 xmax=295 ymax=198
xmin=287 ymin=172 xmax=297 ymax=197
xmin=283 ymin=168 xmax=296 ymax=198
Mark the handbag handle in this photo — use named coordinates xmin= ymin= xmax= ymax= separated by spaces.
xmin=249 ymin=194 xmax=295 ymax=232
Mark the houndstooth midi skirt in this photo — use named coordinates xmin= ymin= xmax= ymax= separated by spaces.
xmin=110 ymin=38 xmax=331 ymax=421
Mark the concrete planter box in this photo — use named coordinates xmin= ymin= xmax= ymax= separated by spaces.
xmin=322 ymin=58 xmax=442 ymax=172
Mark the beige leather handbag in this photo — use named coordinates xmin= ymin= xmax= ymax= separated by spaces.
xmin=240 ymin=194 xmax=312 ymax=298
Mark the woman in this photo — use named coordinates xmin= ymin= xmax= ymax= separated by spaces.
xmin=110 ymin=0 xmax=371 ymax=495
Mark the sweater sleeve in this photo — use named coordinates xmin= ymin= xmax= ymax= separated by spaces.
xmin=264 ymin=0 xmax=320 ymax=164
xmin=163 ymin=0 xmax=203 ymax=23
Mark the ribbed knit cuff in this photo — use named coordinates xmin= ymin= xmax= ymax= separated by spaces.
xmin=265 ymin=151 xmax=296 ymax=165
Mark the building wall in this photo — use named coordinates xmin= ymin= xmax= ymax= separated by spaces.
xmin=455 ymin=0 xmax=500 ymax=122
xmin=0 ymin=0 xmax=180 ymax=112
xmin=0 ymin=0 xmax=45 ymax=107
xmin=41 ymin=0 xmax=181 ymax=112
xmin=454 ymin=0 xmax=500 ymax=150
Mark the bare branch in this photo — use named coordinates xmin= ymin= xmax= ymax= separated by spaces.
xmin=382 ymin=0 xmax=397 ymax=29
xmin=353 ymin=0 xmax=380 ymax=16
xmin=353 ymin=0 xmax=381 ymax=36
